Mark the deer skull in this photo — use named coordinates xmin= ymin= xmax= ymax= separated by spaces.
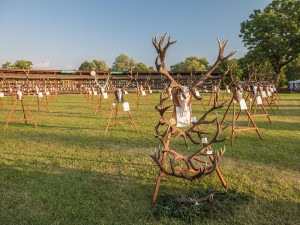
xmin=178 ymin=86 xmax=190 ymax=117
xmin=115 ymin=88 xmax=124 ymax=103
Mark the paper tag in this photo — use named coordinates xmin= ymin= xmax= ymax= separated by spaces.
xmin=176 ymin=106 xmax=190 ymax=127
xmin=196 ymin=91 xmax=200 ymax=97
xmin=274 ymin=87 xmax=276 ymax=91
xmin=46 ymin=91 xmax=50 ymax=96
xmin=123 ymin=102 xmax=130 ymax=111
xmin=0 ymin=93 xmax=4 ymax=97
xmin=267 ymin=91 xmax=272 ymax=96
xmin=270 ymin=88 xmax=274 ymax=93
xmin=142 ymin=91 xmax=146 ymax=96
xmin=170 ymin=95 xmax=173 ymax=100
xmin=112 ymin=103 xmax=116 ymax=106
xmin=207 ymin=151 xmax=212 ymax=155
xmin=124 ymin=91 xmax=128 ymax=95
xmin=261 ymin=91 xmax=267 ymax=98
xmin=191 ymin=116 xmax=197 ymax=122
xmin=239 ymin=99 xmax=247 ymax=110
xmin=38 ymin=92 xmax=43 ymax=98
xmin=205 ymin=90 xmax=208 ymax=93
xmin=256 ymin=96 xmax=263 ymax=105
xmin=89 ymin=91 xmax=92 ymax=95
xmin=227 ymin=89 xmax=231 ymax=94
xmin=17 ymin=91 xmax=22 ymax=100
xmin=94 ymin=91 xmax=97 ymax=95
xmin=149 ymin=90 xmax=152 ymax=94
xmin=103 ymin=92 xmax=108 ymax=99
xmin=201 ymin=137 xmax=208 ymax=143
xmin=233 ymin=99 xmax=237 ymax=104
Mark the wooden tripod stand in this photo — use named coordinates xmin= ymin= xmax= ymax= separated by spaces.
xmin=29 ymin=93 xmax=49 ymax=112
xmin=0 ymin=96 xmax=10 ymax=109
xmin=136 ymin=91 xmax=151 ymax=108
xmin=220 ymin=96 xmax=263 ymax=145
xmin=104 ymin=102 xmax=139 ymax=135
xmin=95 ymin=93 xmax=113 ymax=115
xmin=152 ymin=110 xmax=228 ymax=204
xmin=4 ymin=92 xmax=38 ymax=130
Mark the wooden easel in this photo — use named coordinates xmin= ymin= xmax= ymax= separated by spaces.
xmin=104 ymin=102 xmax=139 ymax=135
xmin=189 ymin=94 xmax=207 ymax=111
xmin=220 ymin=96 xmax=263 ymax=145
xmin=94 ymin=92 xmax=113 ymax=115
xmin=4 ymin=91 xmax=38 ymax=130
xmin=136 ymin=90 xmax=151 ymax=108
xmin=0 ymin=94 xmax=10 ymax=110
xmin=29 ymin=92 xmax=49 ymax=112
xmin=152 ymin=110 xmax=228 ymax=204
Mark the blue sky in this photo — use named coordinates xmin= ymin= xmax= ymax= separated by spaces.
xmin=0 ymin=0 xmax=272 ymax=70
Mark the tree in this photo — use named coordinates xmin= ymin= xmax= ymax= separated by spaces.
xmin=2 ymin=61 xmax=12 ymax=69
xmin=284 ymin=57 xmax=300 ymax=81
xmin=216 ymin=58 xmax=243 ymax=86
xmin=112 ymin=53 xmax=135 ymax=71
xmin=148 ymin=66 xmax=156 ymax=72
xmin=170 ymin=56 xmax=209 ymax=72
xmin=92 ymin=60 xmax=108 ymax=71
xmin=132 ymin=62 xmax=149 ymax=71
xmin=240 ymin=0 xmax=300 ymax=87
xmin=13 ymin=60 xmax=33 ymax=69
xmin=78 ymin=60 xmax=92 ymax=71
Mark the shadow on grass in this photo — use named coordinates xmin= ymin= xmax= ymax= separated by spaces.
xmin=150 ymin=189 xmax=251 ymax=224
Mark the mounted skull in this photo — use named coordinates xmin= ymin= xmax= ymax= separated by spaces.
xmin=114 ymin=88 xmax=124 ymax=103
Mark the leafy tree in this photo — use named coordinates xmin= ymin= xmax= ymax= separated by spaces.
xmin=148 ymin=66 xmax=156 ymax=72
xmin=132 ymin=62 xmax=149 ymax=71
xmin=92 ymin=60 xmax=108 ymax=71
xmin=2 ymin=61 xmax=12 ymax=69
xmin=284 ymin=57 xmax=300 ymax=81
xmin=79 ymin=60 xmax=92 ymax=71
xmin=170 ymin=56 xmax=209 ymax=72
xmin=13 ymin=60 xmax=33 ymax=69
xmin=112 ymin=53 xmax=135 ymax=71
xmin=216 ymin=58 xmax=243 ymax=86
xmin=240 ymin=0 xmax=300 ymax=87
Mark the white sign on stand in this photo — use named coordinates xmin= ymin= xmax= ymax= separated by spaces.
xmin=170 ymin=95 xmax=173 ymax=100
xmin=149 ymin=90 xmax=152 ymax=94
xmin=176 ymin=106 xmax=190 ymax=127
xmin=142 ymin=91 xmax=146 ymax=96
xmin=201 ymin=137 xmax=208 ymax=143
xmin=94 ymin=91 xmax=97 ymax=95
xmin=0 ymin=93 xmax=4 ymax=97
xmin=256 ymin=96 xmax=263 ymax=105
xmin=207 ymin=150 xmax=213 ymax=155
xmin=38 ymin=92 xmax=43 ymax=98
xmin=196 ymin=91 xmax=200 ymax=97
xmin=239 ymin=99 xmax=247 ymax=110
xmin=227 ymin=89 xmax=231 ymax=94
xmin=270 ymin=88 xmax=274 ymax=93
xmin=103 ymin=93 xmax=108 ymax=99
xmin=124 ymin=91 xmax=128 ymax=95
xmin=89 ymin=91 xmax=92 ymax=95
xmin=123 ymin=102 xmax=130 ymax=111
xmin=46 ymin=91 xmax=50 ymax=96
xmin=191 ymin=116 xmax=197 ymax=123
xmin=261 ymin=91 xmax=267 ymax=98
xmin=267 ymin=91 xmax=272 ymax=96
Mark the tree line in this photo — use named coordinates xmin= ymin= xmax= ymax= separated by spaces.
xmin=2 ymin=0 xmax=299 ymax=87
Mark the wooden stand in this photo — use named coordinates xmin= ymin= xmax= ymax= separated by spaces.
xmin=104 ymin=102 xmax=139 ymax=135
xmin=136 ymin=91 xmax=151 ymax=108
xmin=190 ymin=95 xmax=207 ymax=111
xmin=95 ymin=94 xmax=113 ymax=115
xmin=152 ymin=119 xmax=227 ymax=204
xmin=0 ymin=96 xmax=10 ymax=109
xmin=29 ymin=93 xmax=49 ymax=112
xmin=4 ymin=94 xmax=38 ymax=130
xmin=220 ymin=97 xmax=263 ymax=145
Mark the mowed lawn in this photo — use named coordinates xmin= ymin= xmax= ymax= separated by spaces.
xmin=0 ymin=92 xmax=299 ymax=224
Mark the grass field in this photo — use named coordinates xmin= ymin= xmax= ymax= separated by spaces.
xmin=0 ymin=93 xmax=299 ymax=224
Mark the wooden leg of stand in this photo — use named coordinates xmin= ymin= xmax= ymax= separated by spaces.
xmin=265 ymin=98 xmax=276 ymax=115
xmin=261 ymin=104 xmax=272 ymax=123
xmin=21 ymin=99 xmax=27 ymax=124
xmin=201 ymin=99 xmax=207 ymax=111
xmin=220 ymin=97 xmax=233 ymax=127
xmin=114 ymin=104 xmax=118 ymax=127
xmin=24 ymin=98 xmax=38 ymax=128
xmin=209 ymin=154 xmax=228 ymax=190
xmin=4 ymin=99 xmax=17 ymax=131
xmin=231 ymin=102 xmax=236 ymax=145
xmin=127 ymin=111 xmax=139 ymax=133
xmin=152 ymin=131 xmax=172 ymax=204
xmin=104 ymin=108 xmax=114 ymax=135
xmin=245 ymin=110 xmax=263 ymax=140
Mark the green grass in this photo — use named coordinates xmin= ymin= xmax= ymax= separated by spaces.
xmin=0 ymin=93 xmax=299 ymax=224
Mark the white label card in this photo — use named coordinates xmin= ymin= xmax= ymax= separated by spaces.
xmin=250 ymin=98 xmax=252 ymax=101
xmin=239 ymin=99 xmax=247 ymax=110
xmin=262 ymin=91 xmax=267 ymax=98
xmin=142 ymin=91 xmax=146 ymax=96
xmin=89 ymin=91 xmax=92 ymax=95
xmin=0 ymin=93 xmax=4 ymax=97
xmin=207 ymin=151 xmax=213 ymax=155
xmin=123 ymin=102 xmax=130 ymax=111
xmin=46 ymin=91 xmax=50 ymax=96
xmin=205 ymin=90 xmax=208 ymax=93
xmin=267 ymin=91 xmax=272 ymax=96
xmin=201 ymin=137 xmax=208 ymax=143
xmin=227 ymin=89 xmax=231 ymax=94
xmin=270 ymin=88 xmax=274 ymax=93
xmin=274 ymin=87 xmax=276 ymax=91
xmin=170 ymin=95 xmax=173 ymax=100
xmin=149 ymin=90 xmax=152 ymax=94
xmin=256 ymin=96 xmax=263 ymax=105
xmin=103 ymin=92 xmax=108 ymax=99
xmin=94 ymin=91 xmax=97 ymax=95
xmin=196 ymin=91 xmax=200 ymax=97
xmin=176 ymin=106 xmax=190 ymax=127
xmin=38 ymin=92 xmax=43 ymax=98
xmin=191 ymin=116 xmax=197 ymax=122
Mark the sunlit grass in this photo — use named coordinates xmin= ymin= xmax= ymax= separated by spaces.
xmin=0 ymin=93 xmax=299 ymax=224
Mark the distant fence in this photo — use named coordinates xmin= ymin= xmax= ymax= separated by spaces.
xmin=277 ymin=88 xmax=291 ymax=94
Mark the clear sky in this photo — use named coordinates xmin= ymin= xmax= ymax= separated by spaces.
xmin=0 ymin=0 xmax=272 ymax=70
